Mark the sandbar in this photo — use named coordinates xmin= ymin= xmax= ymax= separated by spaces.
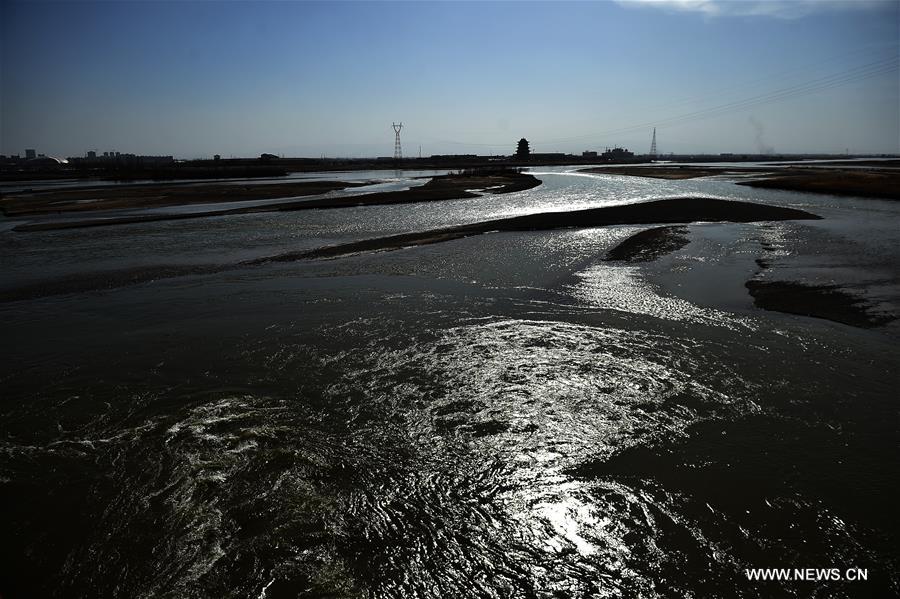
xmin=0 ymin=180 xmax=369 ymax=216
xmin=737 ymin=170 xmax=900 ymax=200
xmin=581 ymin=166 xmax=753 ymax=179
xmin=581 ymin=163 xmax=900 ymax=200
xmin=603 ymin=226 xmax=691 ymax=262
xmin=745 ymin=280 xmax=892 ymax=328
xmin=10 ymin=171 xmax=542 ymax=232
xmin=247 ymin=198 xmax=819 ymax=264
xmin=1 ymin=197 xmax=819 ymax=302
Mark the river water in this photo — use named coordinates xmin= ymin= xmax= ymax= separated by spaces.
xmin=2 ymin=167 xmax=898 ymax=598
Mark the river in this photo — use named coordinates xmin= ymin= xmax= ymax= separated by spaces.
xmin=1 ymin=166 xmax=898 ymax=598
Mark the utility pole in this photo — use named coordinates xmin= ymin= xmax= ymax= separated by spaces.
xmin=650 ymin=128 xmax=658 ymax=158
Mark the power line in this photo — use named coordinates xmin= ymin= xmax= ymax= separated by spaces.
xmin=535 ymin=55 xmax=899 ymax=145
xmin=433 ymin=55 xmax=897 ymax=149
xmin=636 ymin=44 xmax=893 ymax=118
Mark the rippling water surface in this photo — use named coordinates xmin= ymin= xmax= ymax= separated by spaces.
xmin=2 ymin=167 xmax=898 ymax=598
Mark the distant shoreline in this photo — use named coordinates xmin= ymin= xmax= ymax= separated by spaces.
xmin=736 ymin=169 xmax=900 ymax=200
xmin=5 ymin=154 xmax=898 ymax=184
xmin=581 ymin=161 xmax=900 ymax=199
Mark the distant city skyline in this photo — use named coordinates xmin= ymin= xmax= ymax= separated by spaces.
xmin=2 ymin=0 xmax=898 ymax=159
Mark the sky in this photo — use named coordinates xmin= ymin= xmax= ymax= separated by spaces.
xmin=1 ymin=0 xmax=898 ymax=158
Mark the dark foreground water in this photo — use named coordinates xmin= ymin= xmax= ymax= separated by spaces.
xmin=2 ymin=168 xmax=898 ymax=598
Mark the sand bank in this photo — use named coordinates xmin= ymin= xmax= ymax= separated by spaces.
xmin=580 ymin=166 xmax=752 ymax=179
xmin=247 ymin=198 xmax=819 ymax=264
xmin=745 ymin=280 xmax=892 ymax=328
xmin=737 ymin=170 xmax=900 ymax=200
xmin=1 ymin=180 xmax=368 ymax=216
xmin=10 ymin=171 xmax=542 ymax=232
xmin=603 ymin=226 xmax=691 ymax=262
xmin=581 ymin=163 xmax=900 ymax=200
xmin=1 ymin=198 xmax=818 ymax=302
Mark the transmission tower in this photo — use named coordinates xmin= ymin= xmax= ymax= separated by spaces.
xmin=392 ymin=122 xmax=403 ymax=160
xmin=649 ymin=127 xmax=658 ymax=158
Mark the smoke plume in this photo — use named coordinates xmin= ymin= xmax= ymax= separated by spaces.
xmin=748 ymin=116 xmax=775 ymax=155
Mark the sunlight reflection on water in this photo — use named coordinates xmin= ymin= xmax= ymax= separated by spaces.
xmin=572 ymin=263 xmax=757 ymax=331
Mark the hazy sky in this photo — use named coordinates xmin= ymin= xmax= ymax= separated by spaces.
xmin=1 ymin=0 xmax=898 ymax=158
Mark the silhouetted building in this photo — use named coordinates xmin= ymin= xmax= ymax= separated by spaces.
xmin=71 ymin=153 xmax=174 ymax=167
xmin=601 ymin=147 xmax=634 ymax=160
xmin=25 ymin=149 xmax=36 ymax=159
xmin=582 ymin=151 xmax=598 ymax=158
xmin=516 ymin=138 xmax=530 ymax=160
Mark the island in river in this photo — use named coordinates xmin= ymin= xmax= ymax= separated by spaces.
xmin=3 ymin=169 xmax=542 ymax=232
